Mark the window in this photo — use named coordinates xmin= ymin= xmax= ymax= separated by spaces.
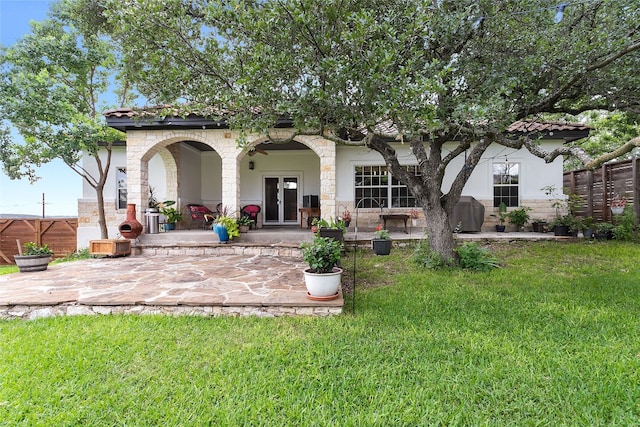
xmin=116 ymin=167 xmax=127 ymax=209
xmin=493 ymin=162 xmax=519 ymax=207
xmin=355 ymin=165 xmax=420 ymax=208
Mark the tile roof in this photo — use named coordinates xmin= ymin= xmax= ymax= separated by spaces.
xmin=507 ymin=120 xmax=593 ymax=133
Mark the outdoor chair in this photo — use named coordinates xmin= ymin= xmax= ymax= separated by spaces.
xmin=241 ymin=204 xmax=261 ymax=229
xmin=187 ymin=204 xmax=216 ymax=230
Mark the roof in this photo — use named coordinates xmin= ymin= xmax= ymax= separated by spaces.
xmin=104 ymin=108 xmax=591 ymax=141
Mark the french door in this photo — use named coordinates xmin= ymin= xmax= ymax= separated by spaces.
xmin=264 ymin=176 xmax=299 ymax=224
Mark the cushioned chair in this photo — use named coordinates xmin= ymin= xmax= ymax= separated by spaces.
xmin=241 ymin=204 xmax=261 ymax=229
xmin=187 ymin=204 xmax=216 ymax=230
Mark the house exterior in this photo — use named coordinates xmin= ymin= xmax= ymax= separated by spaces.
xmin=75 ymin=109 xmax=591 ymax=248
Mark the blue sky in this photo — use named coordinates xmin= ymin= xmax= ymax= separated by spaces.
xmin=0 ymin=0 xmax=82 ymax=217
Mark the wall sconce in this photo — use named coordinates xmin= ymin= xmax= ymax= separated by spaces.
xmin=248 ymin=161 xmax=255 ymax=170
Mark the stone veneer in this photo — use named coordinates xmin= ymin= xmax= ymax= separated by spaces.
xmin=0 ymin=304 xmax=341 ymax=320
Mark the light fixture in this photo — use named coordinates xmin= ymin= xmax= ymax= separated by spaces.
xmin=249 ymin=161 xmax=255 ymax=170
xmin=554 ymin=3 xmax=567 ymax=23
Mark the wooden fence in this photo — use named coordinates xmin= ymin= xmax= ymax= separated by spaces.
xmin=563 ymin=158 xmax=640 ymax=222
xmin=0 ymin=218 xmax=77 ymax=265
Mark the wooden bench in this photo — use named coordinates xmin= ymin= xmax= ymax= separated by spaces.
xmin=379 ymin=214 xmax=409 ymax=234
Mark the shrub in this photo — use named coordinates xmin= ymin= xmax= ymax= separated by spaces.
xmin=612 ymin=205 xmax=638 ymax=241
xmin=455 ymin=242 xmax=500 ymax=272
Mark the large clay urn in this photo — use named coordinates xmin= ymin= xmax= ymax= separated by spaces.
xmin=118 ymin=204 xmax=143 ymax=239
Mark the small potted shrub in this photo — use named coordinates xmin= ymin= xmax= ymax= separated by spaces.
xmin=316 ymin=217 xmax=346 ymax=242
xmin=160 ymin=206 xmax=183 ymax=231
xmin=237 ymin=215 xmax=254 ymax=233
xmin=507 ymin=206 xmax=531 ymax=231
xmin=14 ymin=241 xmax=53 ymax=272
xmin=495 ymin=202 xmax=507 ymax=232
xmin=594 ymin=222 xmax=614 ymax=240
xmin=300 ymin=234 xmax=343 ymax=300
xmin=372 ymin=225 xmax=392 ymax=255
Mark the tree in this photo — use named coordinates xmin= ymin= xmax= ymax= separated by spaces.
xmin=103 ymin=0 xmax=640 ymax=261
xmin=0 ymin=0 xmax=132 ymax=238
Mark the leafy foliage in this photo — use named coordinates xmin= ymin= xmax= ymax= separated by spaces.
xmin=455 ymin=242 xmax=500 ymax=272
xmin=101 ymin=0 xmax=640 ymax=258
xmin=0 ymin=2 xmax=132 ymax=238
xmin=301 ymin=235 xmax=343 ymax=273
xmin=612 ymin=205 xmax=639 ymax=241
xmin=21 ymin=242 xmax=53 ymax=256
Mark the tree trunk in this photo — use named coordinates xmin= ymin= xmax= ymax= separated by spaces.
xmin=95 ymin=185 xmax=108 ymax=239
xmin=423 ymin=203 xmax=457 ymax=262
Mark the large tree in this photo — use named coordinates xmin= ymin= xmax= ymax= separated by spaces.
xmin=0 ymin=0 xmax=132 ymax=238
xmin=103 ymin=0 xmax=640 ymax=260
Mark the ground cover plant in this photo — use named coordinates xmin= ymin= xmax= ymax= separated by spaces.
xmin=1 ymin=241 xmax=639 ymax=425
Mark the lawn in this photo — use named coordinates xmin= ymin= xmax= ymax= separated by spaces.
xmin=1 ymin=241 xmax=639 ymax=426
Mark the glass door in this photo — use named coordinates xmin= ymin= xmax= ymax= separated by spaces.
xmin=264 ymin=176 xmax=299 ymax=224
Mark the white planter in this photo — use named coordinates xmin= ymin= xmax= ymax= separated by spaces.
xmin=303 ymin=267 xmax=342 ymax=300
xmin=611 ymin=206 xmax=624 ymax=215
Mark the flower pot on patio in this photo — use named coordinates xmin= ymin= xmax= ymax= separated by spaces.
xmin=303 ymin=268 xmax=342 ymax=300
xmin=14 ymin=255 xmax=51 ymax=272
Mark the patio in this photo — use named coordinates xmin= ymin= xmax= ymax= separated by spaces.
xmin=1 ymin=226 xmax=558 ymax=320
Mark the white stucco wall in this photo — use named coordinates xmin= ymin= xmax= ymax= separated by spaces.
xmin=78 ymin=131 xmax=567 ymax=245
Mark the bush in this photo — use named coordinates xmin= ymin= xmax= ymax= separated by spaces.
xmin=412 ymin=239 xmax=456 ymax=270
xmin=612 ymin=205 xmax=638 ymax=241
xmin=455 ymin=242 xmax=501 ymax=272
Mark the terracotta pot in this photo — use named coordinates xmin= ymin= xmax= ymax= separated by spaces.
xmin=119 ymin=204 xmax=143 ymax=239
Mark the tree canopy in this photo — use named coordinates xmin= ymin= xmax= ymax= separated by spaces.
xmin=102 ymin=0 xmax=640 ymax=259
xmin=0 ymin=0 xmax=134 ymax=238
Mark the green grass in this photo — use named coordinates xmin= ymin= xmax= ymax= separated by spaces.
xmin=1 ymin=241 xmax=639 ymax=425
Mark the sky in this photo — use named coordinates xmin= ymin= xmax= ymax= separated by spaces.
xmin=0 ymin=0 xmax=82 ymax=217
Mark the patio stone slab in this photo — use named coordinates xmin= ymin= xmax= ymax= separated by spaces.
xmin=0 ymin=254 xmax=344 ymax=318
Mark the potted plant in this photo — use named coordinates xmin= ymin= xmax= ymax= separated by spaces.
xmin=372 ymin=225 xmax=392 ymax=255
xmin=611 ymin=195 xmax=627 ymax=215
xmin=409 ymin=208 xmax=420 ymax=227
xmin=213 ymin=208 xmax=239 ymax=243
xmin=338 ymin=209 xmax=352 ymax=228
xmin=594 ymin=222 xmax=614 ymax=240
xmin=237 ymin=215 xmax=254 ymax=233
xmin=159 ymin=205 xmax=183 ymax=230
xmin=531 ymin=218 xmax=547 ymax=233
xmin=548 ymin=214 xmax=576 ymax=236
xmin=507 ymin=206 xmax=531 ymax=231
xmin=316 ymin=217 xmax=346 ymax=242
xmin=14 ymin=241 xmax=53 ymax=272
xmin=300 ymin=234 xmax=343 ymax=300
xmin=495 ymin=202 xmax=508 ymax=232
xmin=581 ymin=216 xmax=595 ymax=239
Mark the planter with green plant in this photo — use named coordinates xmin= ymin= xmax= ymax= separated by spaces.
xmin=160 ymin=205 xmax=183 ymax=231
xmin=315 ymin=217 xmax=346 ymax=242
xmin=548 ymin=214 xmax=577 ymax=236
xmin=213 ymin=210 xmax=239 ymax=243
xmin=594 ymin=222 xmax=614 ymax=240
xmin=237 ymin=215 xmax=254 ymax=233
xmin=507 ymin=206 xmax=531 ymax=231
xmin=14 ymin=241 xmax=53 ymax=272
xmin=300 ymin=234 xmax=343 ymax=300
xmin=495 ymin=202 xmax=508 ymax=232
xmin=372 ymin=225 xmax=392 ymax=255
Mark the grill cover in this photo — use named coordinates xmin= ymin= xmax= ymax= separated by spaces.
xmin=449 ymin=196 xmax=485 ymax=232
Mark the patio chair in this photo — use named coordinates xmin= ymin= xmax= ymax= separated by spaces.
xmin=241 ymin=204 xmax=261 ymax=229
xmin=187 ymin=204 xmax=216 ymax=230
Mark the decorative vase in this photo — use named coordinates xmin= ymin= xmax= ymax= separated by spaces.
xmin=118 ymin=203 xmax=143 ymax=239
xmin=372 ymin=238 xmax=392 ymax=255
xmin=14 ymin=255 xmax=51 ymax=272
xmin=303 ymin=267 xmax=342 ymax=300
xmin=214 ymin=224 xmax=230 ymax=243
